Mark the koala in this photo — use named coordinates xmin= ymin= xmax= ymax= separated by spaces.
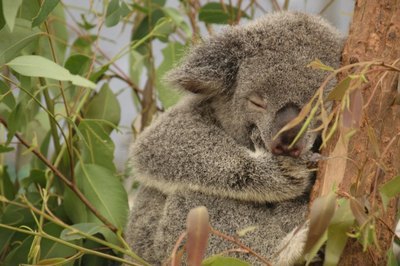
xmin=125 ymin=12 xmax=343 ymax=265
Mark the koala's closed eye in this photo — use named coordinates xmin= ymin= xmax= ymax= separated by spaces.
xmin=248 ymin=95 xmax=267 ymax=110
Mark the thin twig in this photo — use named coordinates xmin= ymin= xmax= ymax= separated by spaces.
xmin=170 ymin=231 xmax=187 ymax=266
xmin=210 ymin=227 xmax=272 ymax=265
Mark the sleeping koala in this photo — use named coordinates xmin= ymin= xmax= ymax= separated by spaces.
xmin=125 ymin=12 xmax=343 ymax=265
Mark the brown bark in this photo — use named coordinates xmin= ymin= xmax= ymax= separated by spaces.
xmin=312 ymin=0 xmax=400 ymax=265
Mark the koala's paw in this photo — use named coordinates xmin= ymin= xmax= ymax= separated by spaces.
xmin=276 ymin=155 xmax=310 ymax=180
xmin=273 ymin=222 xmax=309 ymax=266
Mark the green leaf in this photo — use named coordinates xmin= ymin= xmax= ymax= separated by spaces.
xmin=0 ymin=18 xmax=41 ymax=64
xmin=307 ymin=59 xmax=335 ymax=71
xmin=380 ymin=175 xmax=400 ymax=210
xmin=324 ymin=199 xmax=354 ymax=266
xmin=7 ymin=55 xmax=96 ymax=88
xmin=199 ymin=3 xmax=248 ymax=24
xmin=0 ymin=228 xmax=15 ymax=255
xmin=72 ymin=35 xmax=97 ymax=55
xmin=32 ymin=0 xmax=60 ymax=27
xmin=36 ymin=258 xmax=69 ymax=265
xmin=0 ymin=2 xmax=5 ymax=29
xmin=0 ymin=80 xmax=15 ymax=110
xmin=64 ymin=54 xmax=90 ymax=75
xmin=202 ymin=256 xmax=250 ymax=266
xmin=387 ymin=247 xmax=400 ymax=266
xmin=64 ymin=163 xmax=129 ymax=229
xmin=77 ymin=14 xmax=96 ymax=30
xmin=85 ymin=84 xmax=121 ymax=133
xmin=105 ymin=0 xmax=121 ymax=27
xmin=151 ymin=17 xmax=175 ymax=42
xmin=3 ymin=230 xmax=32 ymax=266
xmin=156 ymin=41 xmax=184 ymax=108
xmin=78 ymin=119 xmax=116 ymax=172
xmin=7 ymin=102 xmax=28 ymax=141
xmin=131 ymin=9 xmax=164 ymax=52
xmin=305 ymin=230 xmax=328 ymax=265
xmin=40 ymin=223 xmax=76 ymax=264
xmin=20 ymin=169 xmax=46 ymax=189
xmin=130 ymin=50 xmax=145 ymax=85
xmin=327 ymin=77 xmax=351 ymax=101
xmin=0 ymin=166 xmax=16 ymax=200
xmin=162 ymin=7 xmax=191 ymax=37
xmin=0 ymin=145 xmax=14 ymax=153
xmin=89 ymin=64 xmax=109 ymax=82
xmin=2 ymin=0 xmax=23 ymax=31
xmin=304 ymin=192 xmax=336 ymax=253
xmin=60 ymin=222 xmax=118 ymax=245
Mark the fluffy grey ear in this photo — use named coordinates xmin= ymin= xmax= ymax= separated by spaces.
xmin=165 ymin=30 xmax=244 ymax=95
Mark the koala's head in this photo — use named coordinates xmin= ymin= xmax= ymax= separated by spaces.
xmin=166 ymin=12 xmax=344 ymax=156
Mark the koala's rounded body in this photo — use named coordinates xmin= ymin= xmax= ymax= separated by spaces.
xmin=126 ymin=12 xmax=343 ymax=265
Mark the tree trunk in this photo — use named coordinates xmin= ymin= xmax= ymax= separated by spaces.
xmin=313 ymin=0 xmax=400 ymax=265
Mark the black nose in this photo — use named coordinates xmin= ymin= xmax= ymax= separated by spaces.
xmin=271 ymin=130 xmax=303 ymax=158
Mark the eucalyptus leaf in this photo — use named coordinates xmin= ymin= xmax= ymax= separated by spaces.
xmin=64 ymin=163 xmax=129 ymax=230
xmin=0 ymin=19 xmax=41 ymax=64
xmin=380 ymin=175 xmax=400 ymax=210
xmin=0 ymin=145 xmax=14 ymax=153
xmin=85 ymin=84 xmax=120 ymax=133
xmin=327 ymin=77 xmax=351 ymax=101
xmin=7 ymin=55 xmax=96 ymax=88
xmin=0 ymin=2 xmax=5 ymax=29
xmin=90 ymin=64 xmax=109 ymax=82
xmin=304 ymin=192 xmax=336 ymax=253
xmin=324 ymin=199 xmax=354 ymax=266
xmin=78 ymin=119 xmax=116 ymax=171
xmin=156 ymin=42 xmax=185 ymax=108
xmin=32 ymin=0 xmax=60 ymax=27
xmin=202 ymin=256 xmax=250 ymax=266
xmin=64 ymin=54 xmax=90 ymax=75
xmin=2 ymin=0 xmax=23 ymax=31
xmin=0 ymin=228 xmax=14 ymax=255
xmin=105 ymin=0 xmax=121 ymax=27
xmin=130 ymin=50 xmax=145 ymax=85
xmin=40 ymin=223 xmax=76 ymax=265
xmin=0 ymin=80 xmax=16 ymax=110
xmin=199 ymin=2 xmax=249 ymax=24
xmin=60 ymin=222 xmax=118 ymax=245
xmin=0 ymin=166 xmax=15 ymax=200
xmin=7 ymin=102 xmax=28 ymax=142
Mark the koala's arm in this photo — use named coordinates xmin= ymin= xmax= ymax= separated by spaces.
xmin=130 ymin=103 xmax=311 ymax=203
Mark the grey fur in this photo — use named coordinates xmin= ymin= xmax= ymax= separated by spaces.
xmin=125 ymin=12 xmax=343 ymax=265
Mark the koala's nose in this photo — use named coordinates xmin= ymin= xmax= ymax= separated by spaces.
xmin=271 ymin=132 xmax=303 ymax=158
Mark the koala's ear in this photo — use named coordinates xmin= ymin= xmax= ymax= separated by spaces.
xmin=165 ymin=30 xmax=244 ymax=95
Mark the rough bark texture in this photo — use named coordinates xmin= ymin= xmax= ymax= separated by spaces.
xmin=312 ymin=0 xmax=400 ymax=265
